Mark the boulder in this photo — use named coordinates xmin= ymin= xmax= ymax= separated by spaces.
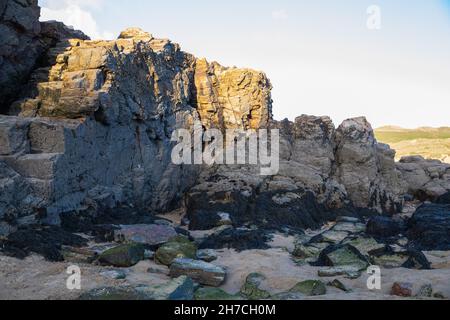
xmin=0 ymin=225 xmax=88 ymax=262
xmin=397 ymin=156 xmax=450 ymax=201
xmin=169 ymin=258 xmax=226 ymax=287
xmin=98 ymin=243 xmax=145 ymax=267
xmin=114 ymin=224 xmax=177 ymax=247
xmin=333 ymin=117 xmax=405 ymax=213
xmin=240 ymin=273 xmax=271 ymax=300
xmin=289 ymin=280 xmax=327 ymax=296
xmin=407 ymin=203 xmax=450 ymax=251
xmin=314 ymin=244 xmax=370 ymax=271
xmin=196 ymin=249 xmax=218 ymax=262
xmin=155 ymin=236 xmax=197 ymax=266
xmin=366 ymin=216 xmax=405 ymax=238
xmin=199 ymin=227 xmax=270 ymax=252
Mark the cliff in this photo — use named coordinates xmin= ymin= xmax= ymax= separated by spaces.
xmin=1 ymin=0 xmax=449 ymax=236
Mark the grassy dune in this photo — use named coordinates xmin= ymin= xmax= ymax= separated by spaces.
xmin=375 ymin=126 xmax=450 ymax=163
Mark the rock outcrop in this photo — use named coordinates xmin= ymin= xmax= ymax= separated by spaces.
xmin=0 ymin=16 xmax=271 ymax=232
xmin=396 ymin=156 xmax=450 ymax=201
xmin=1 ymin=0 xmax=450 ymax=237
xmin=0 ymin=0 xmax=88 ymax=113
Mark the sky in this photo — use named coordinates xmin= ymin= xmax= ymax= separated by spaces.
xmin=39 ymin=0 xmax=450 ymax=128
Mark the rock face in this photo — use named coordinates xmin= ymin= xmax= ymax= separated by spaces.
xmin=194 ymin=58 xmax=272 ymax=130
xmin=0 ymin=0 xmax=89 ymax=113
xmin=397 ymin=156 xmax=450 ymax=201
xmin=1 ymin=0 xmax=450 ymax=237
xmin=0 ymin=4 xmax=272 ymax=231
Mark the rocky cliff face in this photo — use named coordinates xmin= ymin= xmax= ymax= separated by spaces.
xmin=1 ymin=0 xmax=449 ymax=236
xmin=0 ymin=2 xmax=272 ymax=235
xmin=0 ymin=0 xmax=88 ymax=113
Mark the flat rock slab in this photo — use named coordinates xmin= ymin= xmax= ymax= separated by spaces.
xmin=170 ymin=258 xmax=226 ymax=287
xmin=115 ymin=224 xmax=177 ymax=246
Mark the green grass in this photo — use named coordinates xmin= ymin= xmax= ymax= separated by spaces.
xmin=375 ymin=126 xmax=450 ymax=163
xmin=375 ymin=127 xmax=450 ymax=144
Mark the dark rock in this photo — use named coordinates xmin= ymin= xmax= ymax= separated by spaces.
xmin=0 ymin=225 xmax=87 ymax=261
xmin=114 ymin=224 xmax=177 ymax=247
xmin=436 ymin=191 xmax=450 ymax=204
xmin=402 ymin=250 xmax=431 ymax=270
xmin=366 ymin=216 xmax=405 ymax=238
xmin=60 ymin=206 xmax=156 ymax=233
xmin=98 ymin=243 xmax=145 ymax=267
xmin=407 ymin=203 xmax=450 ymax=251
xmin=313 ymin=244 xmax=370 ymax=271
xmin=187 ymin=185 xmax=340 ymax=232
xmin=198 ymin=227 xmax=271 ymax=252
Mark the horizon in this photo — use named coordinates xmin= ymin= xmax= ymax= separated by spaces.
xmin=38 ymin=0 xmax=450 ymax=129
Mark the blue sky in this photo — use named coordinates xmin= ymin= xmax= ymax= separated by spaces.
xmin=39 ymin=0 xmax=450 ymax=128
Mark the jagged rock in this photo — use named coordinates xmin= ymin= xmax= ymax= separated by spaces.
xmin=195 ymin=288 xmax=242 ymax=300
xmin=391 ymin=282 xmax=413 ymax=297
xmin=198 ymin=227 xmax=270 ymax=251
xmin=114 ymin=224 xmax=178 ymax=247
xmin=366 ymin=216 xmax=405 ymax=238
xmin=314 ymin=244 xmax=370 ymax=271
xmin=194 ymin=58 xmax=272 ymax=130
xmin=196 ymin=249 xmax=218 ymax=262
xmin=397 ymin=156 xmax=450 ymax=201
xmin=371 ymin=250 xmax=430 ymax=270
xmin=155 ymin=236 xmax=197 ymax=266
xmin=98 ymin=243 xmax=145 ymax=267
xmin=289 ymin=280 xmax=327 ymax=296
xmin=436 ymin=191 xmax=450 ymax=204
xmin=169 ymin=258 xmax=226 ymax=287
xmin=0 ymin=225 xmax=87 ymax=261
xmin=342 ymin=237 xmax=386 ymax=257
xmin=407 ymin=203 xmax=450 ymax=251
xmin=334 ymin=117 xmax=405 ymax=213
xmin=240 ymin=273 xmax=271 ymax=300
xmin=0 ymin=0 xmax=88 ymax=113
